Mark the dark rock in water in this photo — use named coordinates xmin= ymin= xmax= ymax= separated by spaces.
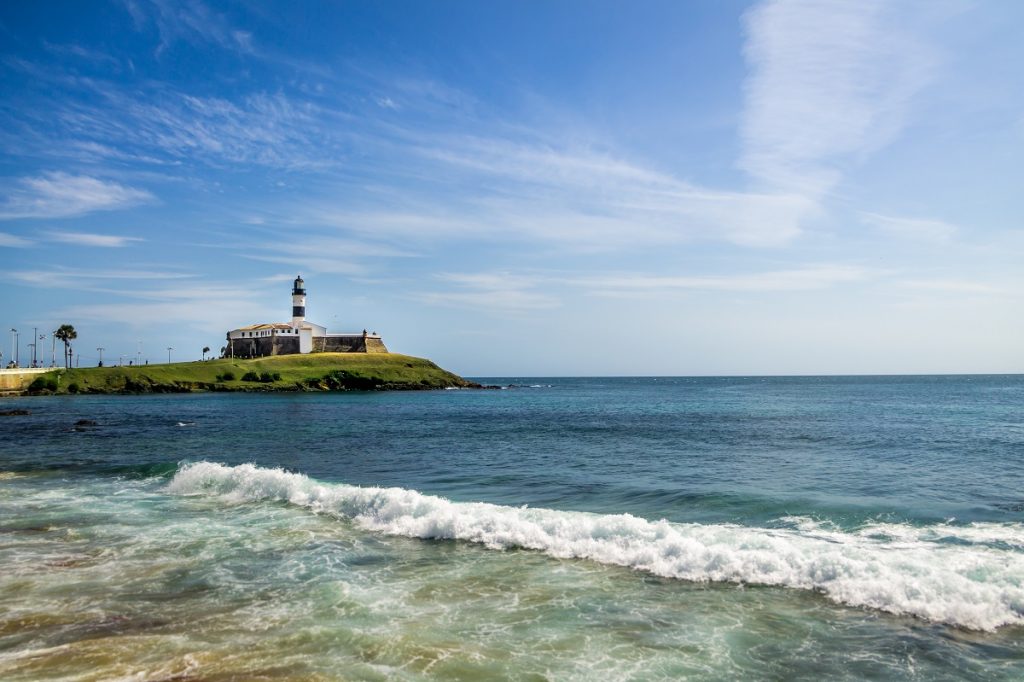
xmin=0 ymin=409 xmax=30 ymax=416
xmin=73 ymin=419 xmax=99 ymax=431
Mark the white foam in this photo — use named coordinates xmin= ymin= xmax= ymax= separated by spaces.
xmin=168 ymin=462 xmax=1024 ymax=631
xmin=787 ymin=516 xmax=1024 ymax=550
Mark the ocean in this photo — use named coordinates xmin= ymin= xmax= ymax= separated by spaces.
xmin=1 ymin=375 xmax=1022 ymax=680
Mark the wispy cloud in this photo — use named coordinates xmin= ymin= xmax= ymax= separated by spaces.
xmin=12 ymin=266 xmax=280 ymax=330
xmin=63 ymin=89 xmax=335 ymax=169
xmin=575 ymin=265 xmax=871 ymax=295
xmin=42 ymin=42 xmax=120 ymax=67
xmin=0 ymin=53 xmax=340 ymax=170
xmin=413 ymin=272 xmax=560 ymax=312
xmin=123 ymin=0 xmax=255 ymax=56
xmin=740 ymin=0 xmax=937 ymax=196
xmin=49 ymin=299 xmax=274 ymax=331
xmin=0 ymin=172 xmax=154 ymax=219
xmin=313 ymin=137 xmax=817 ymax=248
xmin=861 ymin=212 xmax=956 ymax=242
xmin=6 ymin=267 xmax=194 ymax=289
xmin=241 ymin=236 xmax=418 ymax=276
xmin=0 ymin=231 xmax=33 ymax=247
xmin=412 ymin=265 xmax=871 ymax=312
xmin=900 ymin=278 xmax=1012 ymax=296
xmin=47 ymin=231 xmax=144 ymax=247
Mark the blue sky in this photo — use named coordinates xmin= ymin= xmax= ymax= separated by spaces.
xmin=1 ymin=0 xmax=1021 ymax=375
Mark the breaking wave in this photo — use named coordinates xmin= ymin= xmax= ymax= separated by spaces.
xmin=168 ymin=461 xmax=1024 ymax=631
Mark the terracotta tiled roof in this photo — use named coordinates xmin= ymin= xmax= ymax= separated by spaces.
xmin=236 ymin=322 xmax=292 ymax=331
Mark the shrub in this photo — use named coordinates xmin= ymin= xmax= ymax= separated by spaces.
xmin=217 ymin=371 xmax=236 ymax=382
xmin=258 ymin=371 xmax=278 ymax=383
xmin=241 ymin=371 xmax=260 ymax=382
xmin=67 ymin=382 xmax=80 ymax=394
xmin=28 ymin=377 xmax=59 ymax=393
xmin=272 ymin=372 xmax=281 ymax=381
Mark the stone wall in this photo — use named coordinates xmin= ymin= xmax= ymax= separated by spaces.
xmin=314 ymin=335 xmax=389 ymax=353
xmin=227 ymin=335 xmax=300 ymax=359
xmin=227 ymin=334 xmax=388 ymax=357
xmin=0 ymin=368 xmax=54 ymax=394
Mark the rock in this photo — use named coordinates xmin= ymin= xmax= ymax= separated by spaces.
xmin=0 ymin=409 xmax=30 ymax=416
xmin=72 ymin=419 xmax=98 ymax=431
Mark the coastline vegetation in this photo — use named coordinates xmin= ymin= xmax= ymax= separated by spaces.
xmin=22 ymin=353 xmax=476 ymax=395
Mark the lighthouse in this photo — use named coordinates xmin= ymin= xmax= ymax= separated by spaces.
xmin=291 ymin=275 xmax=306 ymax=328
xmin=225 ymin=276 xmax=388 ymax=357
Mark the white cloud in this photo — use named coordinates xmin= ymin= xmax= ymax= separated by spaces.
xmin=7 ymin=267 xmax=193 ymax=289
xmin=413 ymin=265 xmax=869 ymax=312
xmin=241 ymin=236 xmax=418 ymax=276
xmin=0 ymin=231 xmax=33 ymax=247
xmin=86 ymin=91 xmax=331 ymax=169
xmin=740 ymin=0 xmax=937 ymax=196
xmin=124 ymin=0 xmax=255 ymax=56
xmin=576 ymin=265 xmax=870 ymax=295
xmin=311 ymin=137 xmax=818 ymax=249
xmin=20 ymin=267 xmax=280 ymax=330
xmin=0 ymin=173 xmax=153 ymax=219
xmin=42 ymin=42 xmax=120 ymax=67
xmin=861 ymin=212 xmax=957 ymax=242
xmin=50 ymin=299 xmax=274 ymax=331
xmin=47 ymin=231 xmax=144 ymax=247
xmin=900 ymin=278 xmax=1009 ymax=295
xmin=413 ymin=272 xmax=560 ymax=312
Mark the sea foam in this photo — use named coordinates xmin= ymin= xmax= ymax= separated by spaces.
xmin=167 ymin=461 xmax=1024 ymax=631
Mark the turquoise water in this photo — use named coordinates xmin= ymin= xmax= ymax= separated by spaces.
xmin=1 ymin=375 xmax=1023 ymax=679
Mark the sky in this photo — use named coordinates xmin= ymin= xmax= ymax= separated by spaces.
xmin=0 ymin=0 xmax=1021 ymax=376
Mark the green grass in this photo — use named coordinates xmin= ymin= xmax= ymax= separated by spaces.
xmin=28 ymin=353 xmax=475 ymax=394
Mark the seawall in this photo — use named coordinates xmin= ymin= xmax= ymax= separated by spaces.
xmin=0 ymin=368 xmax=54 ymax=395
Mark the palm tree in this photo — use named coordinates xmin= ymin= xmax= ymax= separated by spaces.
xmin=202 ymin=346 xmax=210 ymax=361
xmin=54 ymin=324 xmax=77 ymax=369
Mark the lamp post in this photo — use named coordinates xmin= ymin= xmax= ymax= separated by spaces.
xmin=96 ymin=347 xmax=105 ymax=367
xmin=50 ymin=332 xmax=56 ymax=367
xmin=27 ymin=342 xmax=35 ymax=367
xmin=167 ymin=347 xmax=173 ymax=364
xmin=32 ymin=327 xmax=38 ymax=366
xmin=137 ymin=340 xmax=142 ymax=366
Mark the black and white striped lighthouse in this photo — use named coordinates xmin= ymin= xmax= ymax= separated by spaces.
xmin=291 ymin=275 xmax=306 ymax=328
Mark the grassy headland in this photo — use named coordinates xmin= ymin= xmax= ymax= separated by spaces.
xmin=24 ymin=353 xmax=477 ymax=395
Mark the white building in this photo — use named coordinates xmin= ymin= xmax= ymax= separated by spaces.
xmin=225 ymin=276 xmax=386 ymax=357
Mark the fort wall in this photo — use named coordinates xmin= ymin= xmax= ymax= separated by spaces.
xmin=226 ymin=334 xmax=387 ymax=358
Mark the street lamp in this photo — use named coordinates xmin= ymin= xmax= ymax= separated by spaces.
xmin=96 ymin=347 xmax=105 ymax=367
xmin=10 ymin=328 xmax=17 ymax=367
xmin=167 ymin=347 xmax=173 ymax=364
xmin=27 ymin=341 xmax=35 ymax=367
